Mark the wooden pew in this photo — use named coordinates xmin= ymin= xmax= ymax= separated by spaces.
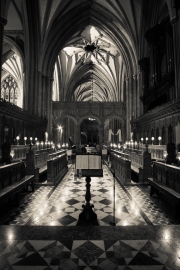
xmin=47 ymin=153 xmax=68 ymax=185
xmin=111 ymin=152 xmax=131 ymax=185
xmin=26 ymin=149 xmax=66 ymax=182
xmin=111 ymin=147 xmax=151 ymax=183
xmin=148 ymin=161 xmax=180 ymax=218
xmin=0 ymin=161 xmax=34 ymax=205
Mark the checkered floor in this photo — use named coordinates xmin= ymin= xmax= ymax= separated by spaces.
xmin=0 ymin=165 xmax=177 ymax=226
xmin=0 ymin=165 xmax=180 ymax=269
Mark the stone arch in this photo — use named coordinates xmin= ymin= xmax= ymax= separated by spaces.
xmin=103 ymin=115 xmax=125 ymax=127
xmin=53 ymin=115 xmax=77 ymax=126
xmin=53 ymin=115 xmax=77 ymax=145
xmin=77 ymin=115 xmax=102 ymax=126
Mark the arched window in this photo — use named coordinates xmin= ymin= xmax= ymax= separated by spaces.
xmin=1 ymin=75 xmax=18 ymax=105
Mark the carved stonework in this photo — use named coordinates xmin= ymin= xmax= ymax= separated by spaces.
xmin=79 ymin=105 xmax=89 ymax=116
xmin=103 ymin=107 xmax=113 ymax=117
xmin=53 ymin=101 xmax=126 ymax=123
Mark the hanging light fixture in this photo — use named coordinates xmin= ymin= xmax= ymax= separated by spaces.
xmin=91 ymin=72 xmax=93 ymax=102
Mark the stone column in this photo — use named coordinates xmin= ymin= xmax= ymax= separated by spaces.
xmin=165 ymin=126 xmax=169 ymax=144
xmin=47 ymin=78 xmax=53 ymax=140
xmin=125 ymin=78 xmax=130 ymax=141
xmin=75 ymin=124 xmax=80 ymax=153
xmin=170 ymin=16 xmax=179 ymax=99
xmin=138 ymin=58 xmax=150 ymax=114
xmin=0 ymin=16 xmax=7 ymax=95
xmin=132 ymin=74 xmax=137 ymax=119
xmin=41 ymin=75 xmax=47 ymax=118
xmin=99 ymin=125 xmax=103 ymax=152
xmin=136 ymin=70 xmax=141 ymax=117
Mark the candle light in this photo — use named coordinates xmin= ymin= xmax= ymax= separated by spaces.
xmin=24 ymin=136 xmax=27 ymax=145
xmin=151 ymin=137 xmax=154 ymax=145
xmin=16 ymin=136 xmax=20 ymax=145
xmin=158 ymin=136 xmax=162 ymax=145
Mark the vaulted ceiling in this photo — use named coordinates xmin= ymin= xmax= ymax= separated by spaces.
xmin=2 ymin=0 xmax=170 ymax=104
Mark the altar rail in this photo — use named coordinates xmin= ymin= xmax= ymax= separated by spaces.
xmin=111 ymin=152 xmax=131 ymax=185
xmin=47 ymin=153 xmax=68 ymax=185
xmin=148 ymin=161 xmax=180 ymax=218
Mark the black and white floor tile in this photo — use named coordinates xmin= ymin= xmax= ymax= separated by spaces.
xmin=1 ymin=226 xmax=180 ymax=270
xmin=0 ymin=165 xmax=180 ymax=269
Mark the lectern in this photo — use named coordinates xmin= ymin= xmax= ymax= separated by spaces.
xmin=75 ymin=154 xmax=103 ymax=224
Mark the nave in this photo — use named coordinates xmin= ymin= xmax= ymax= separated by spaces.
xmin=0 ymin=165 xmax=180 ymax=269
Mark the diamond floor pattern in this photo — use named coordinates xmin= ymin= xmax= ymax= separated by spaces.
xmin=0 ymin=165 xmax=180 ymax=269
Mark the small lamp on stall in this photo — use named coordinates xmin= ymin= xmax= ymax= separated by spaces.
xmin=145 ymin=137 xmax=148 ymax=144
xmin=36 ymin=141 xmax=39 ymax=150
xmin=35 ymin=137 xmax=37 ymax=144
xmin=24 ymin=136 xmax=27 ymax=145
xmin=141 ymin=138 xmax=144 ymax=150
xmin=48 ymin=141 xmax=50 ymax=148
xmin=41 ymin=141 xmax=44 ymax=149
xmin=58 ymin=143 xmax=61 ymax=149
xmin=30 ymin=137 xmax=33 ymax=145
xmin=130 ymin=139 xmax=133 ymax=149
xmin=177 ymin=152 xmax=180 ymax=166
xmin=163 ymin=150 xmax=167 ymax=162
xmin=135 ymin=141 xmax=137 ymax=149
xmin=158 ymin=136 xmax=162 ymax=145
xmin=62 ymin=143 xmax=65 ymax=148
xmin=16 ymin=136 xmax=20 ymax=145
xmin=151 ymin=137 xmax=154 ymax=145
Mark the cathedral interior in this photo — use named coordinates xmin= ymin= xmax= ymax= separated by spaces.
xmin=0 ymin=0 xmax=180 ymax=269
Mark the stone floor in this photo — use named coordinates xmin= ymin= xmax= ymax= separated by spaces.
xmin=0 ymin=164 xmax=180 ymax=269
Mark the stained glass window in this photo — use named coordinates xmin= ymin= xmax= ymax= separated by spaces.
xmin=1 ymin=75 xmax=18 ymax=105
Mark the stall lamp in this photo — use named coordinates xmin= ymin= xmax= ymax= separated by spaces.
xmin=163 ymin=150 xmax=167 ymax=159
xmin=151 ymin=137 xmax=154 ymax=145
xmin=24 ymin=137 xmax=27 ymax=145
xmin=177 ymin=152 xmax=180 ymax=161
xmin=16 ymin=136 xmax=20 ymax=145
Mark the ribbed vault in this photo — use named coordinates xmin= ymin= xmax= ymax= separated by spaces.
xmin=42 ymin=0 xmax=139 ymax=104
xmin=2 ymin=0 xmax=175 ymax=122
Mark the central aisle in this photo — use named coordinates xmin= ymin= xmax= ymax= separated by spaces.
xmin=3 ymin=165 xmax=175 ymax=226
xmin=0 ymin=166 xmax=180 ymax=269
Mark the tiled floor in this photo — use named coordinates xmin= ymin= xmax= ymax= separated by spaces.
xmin=0 ymin=165 xmax=180 ymax=269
